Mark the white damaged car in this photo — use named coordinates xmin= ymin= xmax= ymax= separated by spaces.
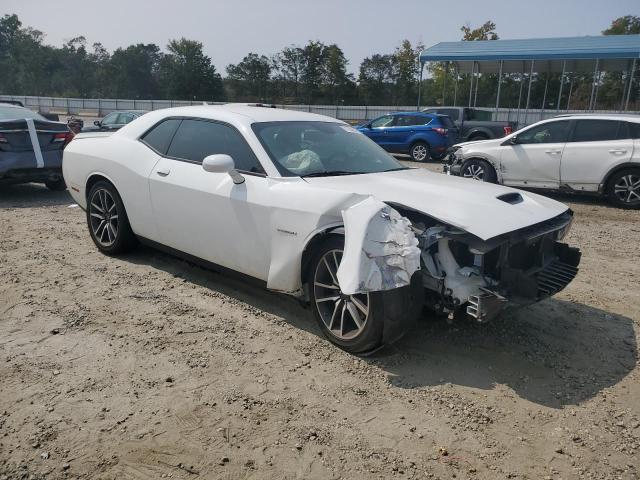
xmin=63 ymin=105 xmax=581 ymax=354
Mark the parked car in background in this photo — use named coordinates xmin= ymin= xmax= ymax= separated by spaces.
xmin=63 ymin=105 xmax=580 ymax=354
xmin=444 ymin=114 xmax=640 ymax=209
xmin=358 ymin=112 xmax=458 ymax=161
xmin=0 ymin=100 xmax=60 ymax=121
xmin=83 ymin=110 xmax=146 ymax=132
xmin=0 ymin=103 xmax=72 ymax=190
xmin=422 ymin=107 xmax=516 ymax=142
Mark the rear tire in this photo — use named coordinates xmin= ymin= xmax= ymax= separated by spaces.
xmin=409 ymin=142 xmax=430 ymax=162
xmin=86 ymin=181 xmax=137 ymax=254
xmin=45 ymin=178 xmax=66 ymax=191
xmin=308 ymin=235 xmax=421 ymax=355
xmin=461 ymin=159 xmax=497 ymax=183
xmin=606 ymin=168 xmax=640 ymax=209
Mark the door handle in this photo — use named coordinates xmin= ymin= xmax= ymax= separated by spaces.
xmin=609 ymin=149 xmax=627 ymax=155
xmin=544 ymin=150 xmax=561 ymax=155
xmin=156 ymin=168 xmax=170 ymax=177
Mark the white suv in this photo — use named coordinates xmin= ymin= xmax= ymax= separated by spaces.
xmin=444 ymin=115 xmax=640 ymax=208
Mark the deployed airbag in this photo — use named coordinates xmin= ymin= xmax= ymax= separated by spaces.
xmin=337 ymin=197 xmax=421 ymax=295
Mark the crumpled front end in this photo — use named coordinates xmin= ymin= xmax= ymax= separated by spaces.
xmin=407 ymin=208 xmax=581 ymax=321
xmin=337 ymin=197 xmax=421 ymax=295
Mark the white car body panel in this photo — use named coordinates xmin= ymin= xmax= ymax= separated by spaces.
xmin=63 ymin=105 xmax=572 ymax=296
xmin=453 ymin=115 xmax=640 ymax=193
xmin=304 ymin=168 xmax=567 ymax=240
xmin=560 ymin=137 xmax=635 ymax=191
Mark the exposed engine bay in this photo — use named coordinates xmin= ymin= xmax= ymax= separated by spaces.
xmin=393 ymin=205 xmax=581 ymax=322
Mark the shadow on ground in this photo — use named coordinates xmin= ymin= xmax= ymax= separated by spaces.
xmin=124 ymin=245 xmax=637 ymax=409
xmin=0 ymin=183 xmax=73 ymax=208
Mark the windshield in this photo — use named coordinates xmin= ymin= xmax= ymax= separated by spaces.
xmin=0 ymin=106 xmax=47 ymax=121
xmin=252 ymin=121 xmax=406 ymax=177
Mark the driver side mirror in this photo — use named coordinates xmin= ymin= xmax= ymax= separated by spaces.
xmin=509 ymin=135 xmax=519 ymax=145
xmin=94 ymin=120 xmax=101 ymax=127
xmin=202 ymin=154 xmax=245 ymax=184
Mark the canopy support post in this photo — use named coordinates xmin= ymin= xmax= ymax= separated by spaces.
xmin=625 ymin=58 xmax=637 ymax=111
xmin=495 ymin=60 xmax=503 ymax=112
xmin=540 ymin=73 xmax=549 ymax=120
xmin=417 ymin=60 xmax=424 ymax=110
xmin=523 ymin=60 xmax=535 ymax=126
xmin=453 ymin=64 xmax=459 ymax=106
xmin=473 ymin=63 xmax=480 ymax=107
xmin=441 ymin=62 xmax=448 ymax=106
xmin=556 ymin=60 xmax=566 ymax=113
xmin=516 ymin=63 xmax=525 ymax=125
xmin=468 ymin=61 xmax=476 ymax=107
xmin=567 ymin=76 xmax=573 ymax=110
xmin=589 ymin=59 xmax=600 ymax=111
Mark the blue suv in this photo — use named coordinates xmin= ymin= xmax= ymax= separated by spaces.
xmin=358 ymin=112 xmax=458 ymax=162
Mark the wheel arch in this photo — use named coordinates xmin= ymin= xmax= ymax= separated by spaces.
xmin=300 ymin=226 xmax=344 ymax=297
xmin=85 ymin=172 xmax=119 ymax=201
xmin=460 ymin=156 xmax=500 ymax=182
xmin=465 ymin=128 xmax=492 ymax=140
xmin=599 ymin=162 xmax=640 ymax=194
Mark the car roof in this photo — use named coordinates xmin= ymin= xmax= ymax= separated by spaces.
xmin=116 ymin=104 xmax=346 ymax=140
xmin=553 ymin=113 xmax=640 ymax=122
xmin=108 ymin=110 xmax=147 ymax=115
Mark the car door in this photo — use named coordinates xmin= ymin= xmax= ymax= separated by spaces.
xmin=148 ymin=118 xmax=272 ymax=281
xmin=560 ymin=119 xmax=634 ymax=192
xmin=365 ymin=115 xmax=395 ymax=150
xmin=499 ymin=120 xmax=570 ymax=189
xmin=384 ymin=114 xmax=421 ymax=152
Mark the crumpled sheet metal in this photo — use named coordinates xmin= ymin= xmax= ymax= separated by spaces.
xmin=337 ymin=197 xmax=421 ymax=295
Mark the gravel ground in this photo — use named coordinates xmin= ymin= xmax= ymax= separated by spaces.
xmin=1 ymin=163 xmax=639 ymax=480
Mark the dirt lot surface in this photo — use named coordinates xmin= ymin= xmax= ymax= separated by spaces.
xmin=1 ymin=163 xmax=639 ymax=480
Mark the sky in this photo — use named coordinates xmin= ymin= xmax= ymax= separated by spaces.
xmin=2 ymin=0 xmax=639 ymax=74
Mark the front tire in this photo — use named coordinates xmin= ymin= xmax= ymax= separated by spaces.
xmin=308 ymin=236 xmax=420 ymax=354
xmin=461 ymin=159 xmax=497 ymax=183
xmin=607 ymin=169 xmax=640 ymax=209
xmin=409 ymin=142 xmax=430 ymax=162
xmin=86 ymin=181 xmax=137 ymax=254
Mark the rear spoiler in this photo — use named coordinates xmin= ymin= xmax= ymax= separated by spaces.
xmin=72 ymin=132 xmax=115 ymax=140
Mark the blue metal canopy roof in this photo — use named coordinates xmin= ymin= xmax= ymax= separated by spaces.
xmin=420 ymin=35 xmax=640 ymax=62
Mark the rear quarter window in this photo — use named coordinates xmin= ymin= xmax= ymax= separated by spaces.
xmin=140 ymin=118 xmax=182 ymax=155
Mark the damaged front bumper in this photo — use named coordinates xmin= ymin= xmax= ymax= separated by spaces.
xmin=406 ymin=208 xmax=580 ymax=322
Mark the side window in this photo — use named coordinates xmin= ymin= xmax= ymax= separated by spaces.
xmin=570 ymin=120 xmax=620 ymax=142
xmin=395 ymin=115 xmax=417 ymax=127
xmin=140 ymin=119 xmax=182 ymax=155
xmin=517 ymin=121 xmax=570 ymax=144
xmin=118 ymin=113 xmax=135 ymax=125
xmin=102 ymin=112 xmax=119 ymax=125
xmin=628 ymin=122 xmax=640 ymax=139
xmin=442 ymin=109 xmax=459 ymax=121
xmin=167 ymin=119 xmax=264 ymax=173
xmin=371 ymin=115 xmax=394 ymax=128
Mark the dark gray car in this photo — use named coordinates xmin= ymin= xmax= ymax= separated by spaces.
xmin=0 ymin=104 xmax=71 ymax=190
xmin=83 ymin=110 xmax=146 ymax=132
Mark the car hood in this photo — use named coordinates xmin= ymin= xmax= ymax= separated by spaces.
xmin=453 ymin=138 xmax=501 ymax=149
xmin=303 ymin=168 xmax=568 ymax=241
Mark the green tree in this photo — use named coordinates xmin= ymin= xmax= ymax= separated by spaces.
xmin=321 ymin=44 xmax=355 ymax=104
xmin=358 ymin=54 xmax=395 ymax=104
xmin=461 ymin=21 xmax=499 ymax=41
xmin=108 ymin=44 xmax=161 ymax=99
xmin=272 ymin=45 xmax=305 ymax=102
xmin=226 ymin=52 xmax=272 ymax=101
xmin=599 ymin=15 xmax=640 ymax=109
xmin=603 ymin=15 xmax=640 ymax=35
xmin=392 ymin=40 xmax=424 ymax=105
xmin=158 ymin=38 xmax=224 ymax=101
